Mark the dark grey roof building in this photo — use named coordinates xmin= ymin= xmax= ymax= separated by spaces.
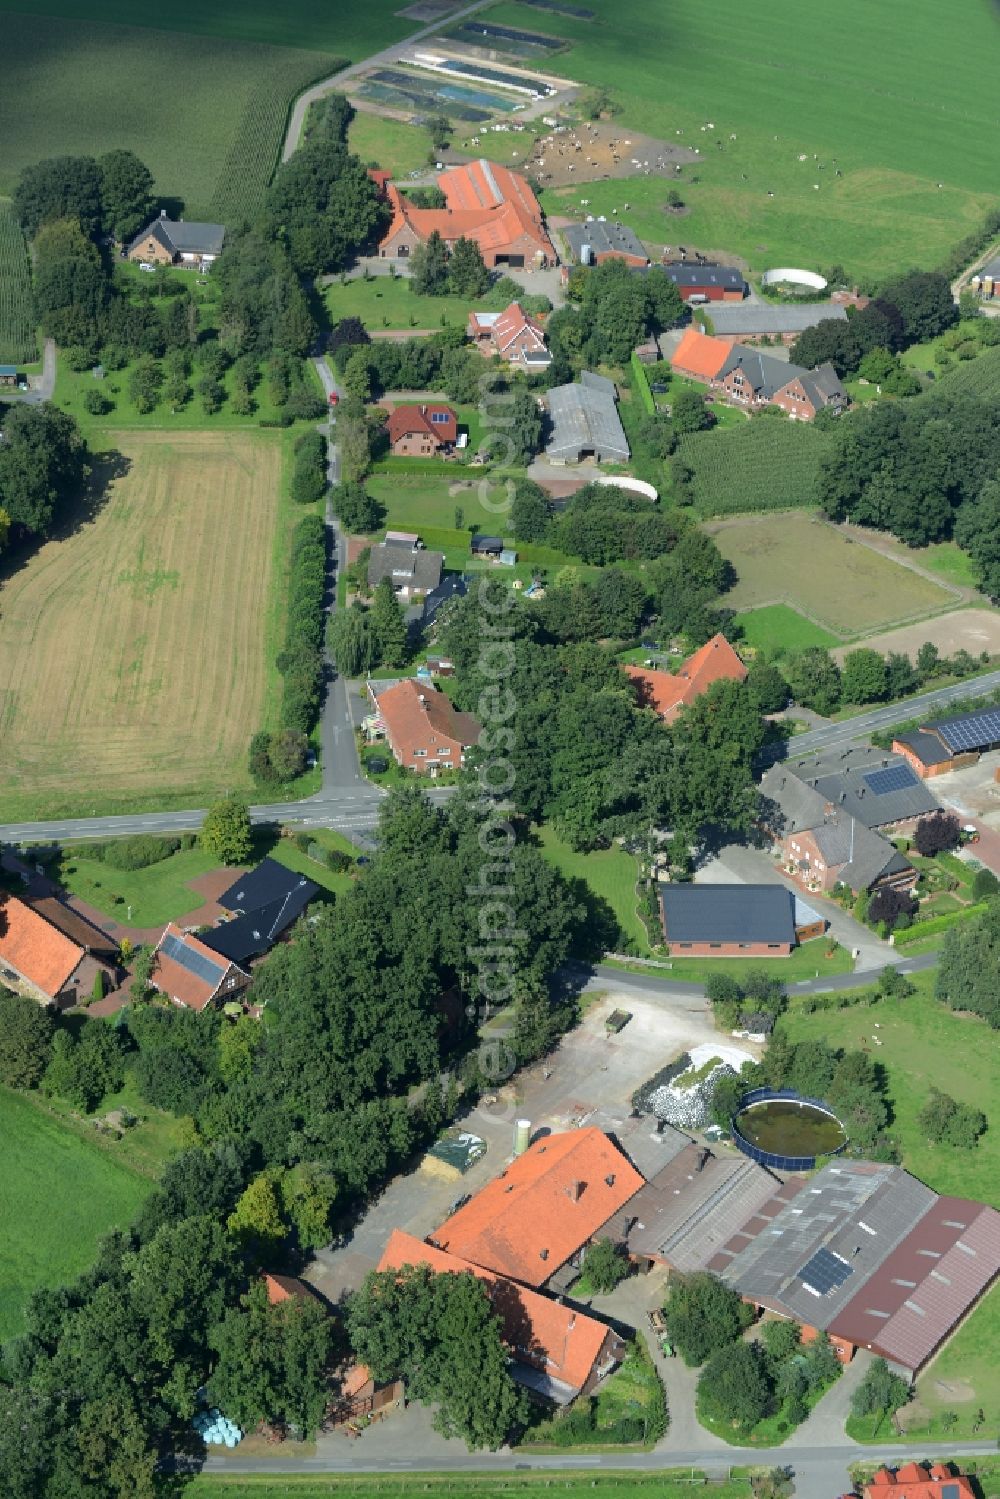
xmin=719 ymin=346 xmax=846 ymax=411
xmin=660 ymin=884 xmax=796 ymax=947
xmin=621 ymin=1144 xmax=780 ymax=1271
xmin=202 ymin=857 xmax=319 ymax=965
xmin=777 ymin=745 xmax=940 ymax=829
xmin=708 ymin=303 xmax=849 ymax=337
xmin=545 ymin=370 xmax=630 ymax=464
xmin=657 ymin=262 xmax=747 ymax=296
xmin=368 ymin=538 xmax=443 ymax=596
xmin=563 ymin=220 xmax=648 ymax=264
xmin=128 ymin=217 xmax=226 ymax=259
xmin=703 ymin=1160 xmax=1000 ymax=1375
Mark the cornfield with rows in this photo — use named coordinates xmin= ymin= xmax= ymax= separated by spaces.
xmin=0 ymin=201 xmax=36 ymax=365
xmin=208 ymin=52 xmax=346 ymax=223
xmin=678 ymin=418 xmax=835 ymax=516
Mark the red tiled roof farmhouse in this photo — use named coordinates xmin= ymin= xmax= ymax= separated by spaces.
xmin=670 ymin=327 xmax=731 ymax=381
xmin=386 ymin=404 xmax=457 ymax=446
xmin=625 ymin=633 xmax=747 ymax=723
xmin=0 ymin=895 xmax=84 ymax=1000
xmin=151 ymin=922 xmax=249 ymax=1012
xmin=430 ymin=1127 xmax=644 ymax=1286
xmin=379 ymin=160 xmax=555 ymax=267
xmin=492 ymin=301 xmax=546 ymax=355
xmin=378 ymin=1229 xmax=611 ymax=1395
xmin=376 ymin=679 xmax=481 ymax=772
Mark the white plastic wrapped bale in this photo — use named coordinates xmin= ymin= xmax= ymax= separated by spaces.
xmin=192 ymin=1408 xmax=242 ymax=1448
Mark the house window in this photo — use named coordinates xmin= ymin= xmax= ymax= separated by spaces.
xmin=767 ymin=943 xmax=781 ymax=950
xmin=437 ymin=747 xmax=450 ymax=756
xmin=414 ymin=749 xmax=427 ymax=757
xmin=709 ymin=942 xmax=722 ymax=949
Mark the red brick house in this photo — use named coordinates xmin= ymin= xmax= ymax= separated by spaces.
xmin=467 ymin=301 xmax=551 ymax=371
xmin=715 ymin=346 xmax=846 ymax=420
xmin=378 ymin=160 xmax=555 ymax=269
xmin=624 ymin=633 xmax=747 ymax=725
xmin=386 ymin=403 xmax=457 ymax=457
xmin=0 ymin=895 xmax=120 ymax=1009
xmin=660 ymin=262 xmax=747 ymax=302
xmin=368 ymin=678 xmax=481 ymax=774
xmin=150 ymin=923 xmax=250 ymax=1011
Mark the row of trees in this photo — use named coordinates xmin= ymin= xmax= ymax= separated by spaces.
xmin=775 ymin=638 xmax=987 ymax=717
xmin=14 ymin=148 xmax=154 ymax=241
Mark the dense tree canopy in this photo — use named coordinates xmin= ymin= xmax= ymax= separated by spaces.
xmin=14 ymin=155 xmax=105 ymax=237
xmin=347 ymin=1265 xmax=527 ymax=1448
xmin=264 ymin=141 xmax=384 ymax=277
xmin=662 ymin=1272 xmax=754 ymax=1366
xmin=0 ymin=403 xmax=88 ymax=538
xmin=937 ymin=899 xmax=1000 ymax=1027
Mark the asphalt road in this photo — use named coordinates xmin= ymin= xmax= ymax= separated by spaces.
xmin=575 ymin=951 xmax=937 ymax=1003
xmin=199 ymin=1437 xmax=1000 ymax=1481
xmin=775 ymin=670 xmax=1000 ymax=759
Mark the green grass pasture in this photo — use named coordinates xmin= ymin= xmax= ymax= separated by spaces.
xmin=737 ymin=603 xmax=839 ymax=656
xmin=476 ymin=0 xmax=1000 ymax=279
xmin=183 ymin=1476 xmax=751 ymax=1499
xmin=781 ymin=973 xmax=1000 ymax=1206
xmin=0 ymin=1086 xmax=152 ymax=1341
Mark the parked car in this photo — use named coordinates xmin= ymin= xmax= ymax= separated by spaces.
xmin=138 ymin=262 xmax=155 ymax=273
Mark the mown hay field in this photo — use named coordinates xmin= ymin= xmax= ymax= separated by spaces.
xmin=476 ymin=0 xmax=1000 ymax=279
xmin=0 ymin=1086 xmax=151 ymax=1341
xmin=0 ymin=14 xmax=341 ymax=218
xmin=0 ymin=199 xmax=36 ymax=365
xmin=0 ymin=430 xmax=284 ymax=820
xmin=708 ymin=511 xmax=955 ymax=637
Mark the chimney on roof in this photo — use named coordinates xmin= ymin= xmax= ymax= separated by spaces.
xmin=567 ymin=1180 xmax=584 ymax=1202
xmin=840 ymin=792 xmax=846 ymax=803
xmin=604 ymin=1173 xmax=616 ymax=1187
xmin=160 ymin=208 xmax=167 ymax=217
xmin=540 ymin=1247 xmax=549 ymax=1261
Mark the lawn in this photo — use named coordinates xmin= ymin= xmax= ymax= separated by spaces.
xmin=913 ymin=543 xmax=980 ymax=588
xmin=0 ymin=198 xmax=36 ymax=365
xmin=0 ymin=429 xmax=293 ymax=821
xmin=536 ymin=823 xmax=649 ymax=952
xmin=608 ymin=940 xmax=851 ymax=987
xmin=780 ymin=972 xmax=1000 ymax=1208
xmin=183 ymin=1474 xmax=747 ymax=1499
xmin=737 ymin=604 xmax=839 ymax=657
xmin=326 ymin=275 xmax=476 ymax=332
xmin=708 ymin=512 xmax=955 ymax=637
xmin=0 ymin=1086 xmax=152 ymax=1341
xmin=475 ymin=0 xmax=1000 ymax=280
xmin=0 ymin=12 xmax=343 ymax=219
xmin=56 ymin=828 xmax=361 ymax=928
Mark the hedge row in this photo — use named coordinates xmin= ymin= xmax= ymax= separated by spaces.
xmin=630 ymin=350 xmax=656 ymax=415
xmin=892 ymin=901 xmax=988 ymax=947
xmin=279 ymin=513 xmax=327 ymax=735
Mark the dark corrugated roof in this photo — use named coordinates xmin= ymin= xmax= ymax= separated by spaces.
xmin=658 ymin=263 xmax=746 ymax=291
xmin=660 ymin=884 xmax=795 ymax=945
xmin=894 ymin=730 xmax=954 ymax=766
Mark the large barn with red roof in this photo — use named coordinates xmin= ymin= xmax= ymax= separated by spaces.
xmin=378 ymin=160 xmax=555 ymax=269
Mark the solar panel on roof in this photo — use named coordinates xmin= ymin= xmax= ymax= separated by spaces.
xmin=935 ymin=710 xmax=1000 ymax=753
xmin=799 ymin=1246 xmax=854 ymax=1296
xmin=863 ymin=764 xmax=919 ymax=796
xmin=161 ymin=931 xmax=225 ymax=987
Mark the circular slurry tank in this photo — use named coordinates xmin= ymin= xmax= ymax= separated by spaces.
xmin=732 ymin=1090 xmax=847 ymax=1169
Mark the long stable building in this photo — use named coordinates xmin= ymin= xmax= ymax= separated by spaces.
xmin=894 ymin=706 xmax=1000 ymax=777
xmin=379 ymin=1129 xmax=1000 ymax=1384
